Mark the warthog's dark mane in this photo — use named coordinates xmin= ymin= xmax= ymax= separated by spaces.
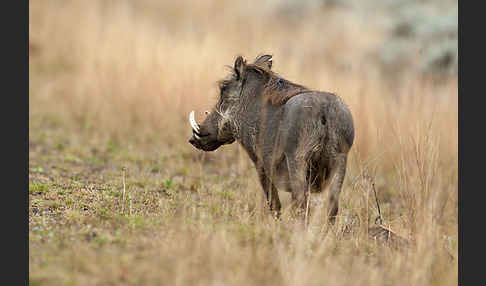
xmin=257 ymin=66 xmax=310 ymax=106
xmin=218 ymin=62 xmax=310 ymax=106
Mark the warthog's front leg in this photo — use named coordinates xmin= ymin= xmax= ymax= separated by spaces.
xmin=256 ymin=168 xmax=281 ymax=218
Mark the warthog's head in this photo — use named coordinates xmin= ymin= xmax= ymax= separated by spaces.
xmin=188 ymin=55 xmax=273 ymax=151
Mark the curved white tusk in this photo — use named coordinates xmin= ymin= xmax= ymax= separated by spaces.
xmin=194 ymin=133 xmax=201 ymax=140
xmin=189 ymin=111 xmax=200 ymax=134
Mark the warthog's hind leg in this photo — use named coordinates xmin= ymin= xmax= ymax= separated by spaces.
xmin=285 ymin=156 xmax=310 ymax=217
xmin=322 ymin=153 xmax=348 ymax=224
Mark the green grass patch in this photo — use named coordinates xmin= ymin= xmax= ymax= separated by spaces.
xmin=30 ymin=182 xmax=49 ymax=194
xmin=30 ymin=166 xmax=45 ymax=174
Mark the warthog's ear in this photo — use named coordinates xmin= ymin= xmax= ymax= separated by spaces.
xmin=234 ymin=56 xmax=246 ymax=80
xmin=254 ymin=54 xmax=272 ymax=69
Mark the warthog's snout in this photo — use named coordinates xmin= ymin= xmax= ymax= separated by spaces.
xmin=188 ymin=136 xmax=196 ymax=145
xmin=188 ymin=132 xmax=221 ymax=151
xmin=188 ymin=111 xmax=222 ymax=151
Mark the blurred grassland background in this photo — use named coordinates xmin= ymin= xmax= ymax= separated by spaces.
xmin=29 ymin=0 xmax=458 ymax=285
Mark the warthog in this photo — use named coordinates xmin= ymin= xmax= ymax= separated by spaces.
xmin=189 ymin=54 xmax=354 ymax=222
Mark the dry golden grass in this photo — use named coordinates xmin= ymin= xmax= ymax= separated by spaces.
xmin=29 ymin=1 xmax=457 ymax=285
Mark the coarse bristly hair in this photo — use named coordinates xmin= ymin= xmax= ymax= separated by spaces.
xmin=261 ymin=70 xmax=310 ymax=105
xmin=218 ymin=56 xmax=311 ymax=106
xmin=246 ymin=60 xmax=310 ymax=106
